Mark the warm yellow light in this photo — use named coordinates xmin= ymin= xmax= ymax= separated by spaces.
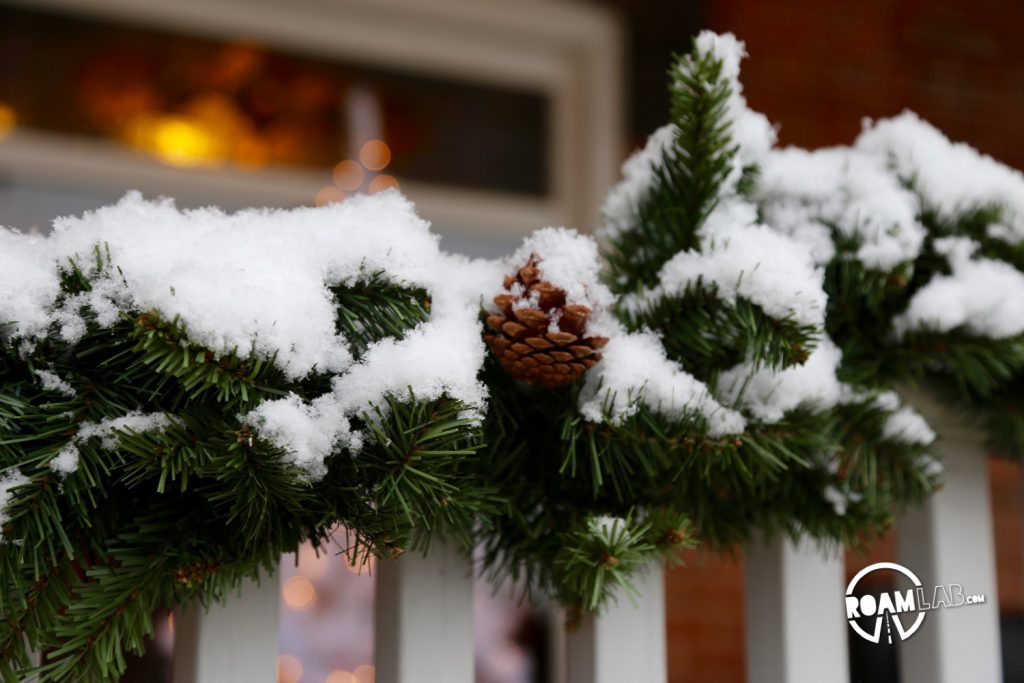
xmin=368 ymin=175 xmax=399 ymax=194
xmin=149 ymin=116 xmax=220 ymax=166
xmin=326 ymin=671 xmax=358 ymax=683
xmin=353 ymin=665 xmax=375 ymax=683
xmin=0 ymin=103 xmax=16 ymax=139
xmin=333 ymin=160 xmax=365 ymax=191
xmin=277 ymin=654 xmax=303 ymax=683
xmin=235 ymin=133 xmax=270 ymax=168
xmin=166 ymin=613 xmax=174 ymax=634
xmin=315 ymin=186 xmax=346 ymax=207
xmin=282 ymin=575 xmax=317 ymax=610
xmin=359 ymin=140 xmax=391 ymax=171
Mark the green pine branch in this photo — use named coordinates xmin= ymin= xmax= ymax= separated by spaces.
xmin=619 ymin=281 xmax=818 ymax=381
xmin=603 ymin=42 xmax=739 ymax=293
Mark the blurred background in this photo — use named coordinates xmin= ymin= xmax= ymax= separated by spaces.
xmin=1 ymin=0 xmax=1021 ymax=681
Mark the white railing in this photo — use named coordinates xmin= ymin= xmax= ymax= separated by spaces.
xmin=170 ymin=388 xmax=1005 ymax=683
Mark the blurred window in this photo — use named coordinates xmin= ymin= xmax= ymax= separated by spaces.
xmin=0 ymin=4 xmax=549 ymax=196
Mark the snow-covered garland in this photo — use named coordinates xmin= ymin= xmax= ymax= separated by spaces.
xmin=594 ymin=32 xmax=938 ymax=544
xmin=1 ymin=192 xmax=494 ymax=479
xmin=1 ymin=28 xmax=1022 ymax=682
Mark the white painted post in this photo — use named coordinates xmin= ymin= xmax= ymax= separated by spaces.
xmin=744 ymin=535 xmax=849 ymax=683
xmin=374 ymin=539 xmax=474 ymax=683
xmin=565 ymin=563 xmax=667 ymax=683
xmin=171 ymin=571 xmax=280 ymax=683
xmin=897 ymin=388 xmax=1002 ymax=683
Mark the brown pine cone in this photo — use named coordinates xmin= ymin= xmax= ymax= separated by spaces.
xmin=484 ymin=255 xmax=607 ymax=388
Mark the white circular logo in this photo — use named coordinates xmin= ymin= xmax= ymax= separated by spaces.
xmin=845 ymin=562 xmax=926 ymax=643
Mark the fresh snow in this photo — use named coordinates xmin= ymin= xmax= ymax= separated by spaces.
xmin=689 ymin=31 xmax=777 ymax=189
xmin=0 ymin=229 xmax=61 ymax=341
xmin=858 ymin=112 xmax=1024 ymax=243
xmin=717 ymin=338 xmax=843 ymax=423
xmin=621 ymin=201 xmax=827 ymax=329
xmin=49 ymin=444 xmax=80 ymax=475
xmin=599 ymin=125 xmax=676 ymax=241
xmin=76 ymin=412 xmax=178 ymax=451
xmin=242 ymin=392 xmax=362 ymax=480
xmin=579 ymin=327 xmax=746 ymax=437
xmin=0 ymin=191 xmax=477 ymax=380
xmin=823 ymin=484 xmax=862 ymax=516
xmin=894 ymin=237 xmax=1024 ymax=338
xmin=0 ymin=470 xmax=31 ymax=540
xmin=599 ymin=31 xmax=775 ymax=243
xmin=0 ymin=191 xmax=497 ymax=479
xmin=34 ymin=369 xmax=76 ymax=397
xmin=40 ymin=412 xmax=178 ymax=477
xmin=504 ymin=228 xmax=615 ymax=313
xmin=882 ymin=406 xmax=937 ymax=446
xmin=758 ymin=146 xmax=925 ymax=270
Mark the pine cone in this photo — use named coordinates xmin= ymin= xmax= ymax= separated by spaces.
xmin=484 ymin=256 xmax=607 ymax=387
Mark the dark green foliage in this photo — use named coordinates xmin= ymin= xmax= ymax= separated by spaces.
xmin=332 ymin=273 xmax=432 ymax=358
xmin=817 ymin=185 xmax=1024 ymax=454
xmin=10 ymin=28 xmax=1017 ymax=680
xmin=603 ymin=47 xmax=739 ymax=293
xmin=619 ymin=281 xmax=819 ymax=382
xmin=476 ymin=35 xmax=947 ymax=613
xmin=0 ymin=267 xmax=487 ymax=682
xmin=475 ymin=35 xmax=900 ymax=613
xmin=476 ymin=362 xmax=698 ymax=610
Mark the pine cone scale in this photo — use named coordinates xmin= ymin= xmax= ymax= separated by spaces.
xmin=485 ymin=255 xmax=607 ymax=388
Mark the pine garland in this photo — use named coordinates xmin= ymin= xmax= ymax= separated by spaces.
xmin=3 ymin=28 xmax=1023 ymax=681
xmin=0 ymin=252 xmax=489 ymax=680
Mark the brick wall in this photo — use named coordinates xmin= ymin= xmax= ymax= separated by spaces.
xmin=705 ymin=0 xmax=1024 ymax=168
xmin=665 ymin=549 xmax=746 ymax=683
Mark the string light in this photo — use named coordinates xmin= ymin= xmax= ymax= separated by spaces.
xmin=125 ymin=114 xmax=224 ymax=167
xmin=354 ymin=664 xmax=375 ymax=683
xmin=359 ymin=140 xmax=391 ymax=171
xmin=326 ymin=671 xmax=358 ymax=683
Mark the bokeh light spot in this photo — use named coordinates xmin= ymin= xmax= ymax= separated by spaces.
xmin=0 ymin=103 xmax=16 ymax=139
xmin=359 ymin=140 xmax=391 ymax=171
xmin=368 ymin=174 xmax=399 ymax=194
xmin=277 ymin=654 xmax=303 ymax=683
xmin=315 ymin=186 xmax=346 ymax=207
xmin=282 ymin=575 xmax=317 ymax=611
xmin=354 ymin=664 xmax=375 ymax=683
xmin=332 ymin=159 xmax=365 ymax=191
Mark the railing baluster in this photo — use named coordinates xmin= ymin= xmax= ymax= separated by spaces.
xmin=565 ymin=563 xmax=667 ymax=683
xmin=744 ymin=536 xmax=849 ymax=683
xmin=897 ymin=388 xmax=1002 ymax=683
xmin=171 ymin=570 xmax=280 ymax=683
xmin=374 ymin=539 xmax=474 ymax=683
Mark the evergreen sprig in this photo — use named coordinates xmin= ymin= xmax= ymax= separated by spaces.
xmin=603 ymin=47 xmax=738 ymax=293
xmin=0 ymin=264 xmax=488 ymax=681
xmin=619 ymin=282 xmax=818 ymax=380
